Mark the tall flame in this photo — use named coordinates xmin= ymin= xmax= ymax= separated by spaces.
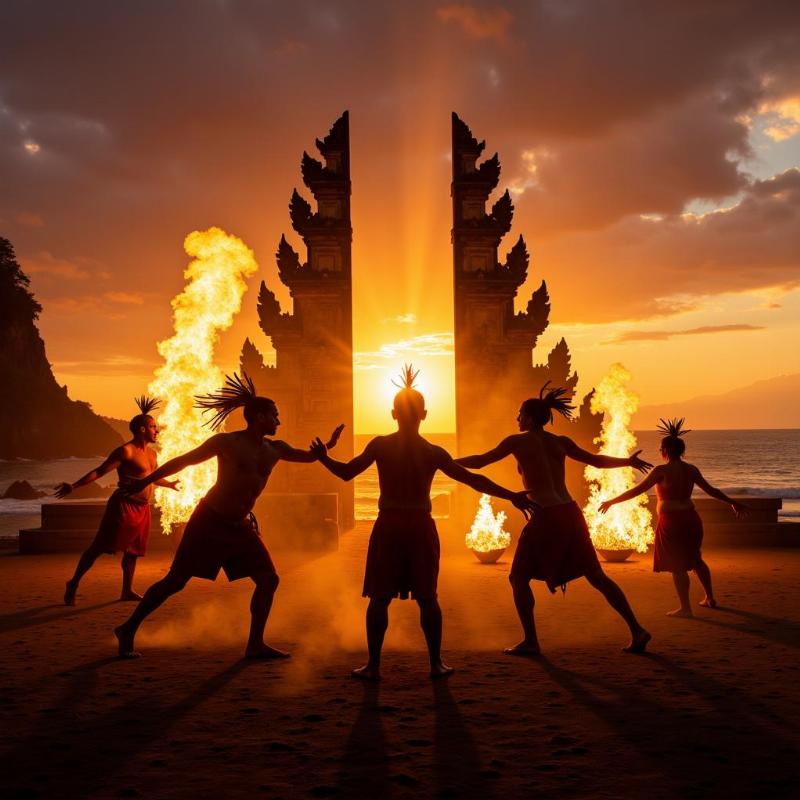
xmin=583 ymin=363 xmax=654 ymax=553
xmin=466 ymin=494 xmax=511 ymax=552
xmin=148 ymin=227 xmax=258 ymax=532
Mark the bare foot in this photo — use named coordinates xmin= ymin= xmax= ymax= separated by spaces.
xmin=504 ymin=640 xmax=542 ymax=657
xmin=666 ymin=607 xmax=694 ymax=618
xmin=622 ymin=629 xmax=652 ymax=654
xmin=245 ymin=644 xmax=290 ymax=660
xmin=430 ymin=662 xmax=455 ymax=679
xmin=64 ymin=580 xmax=77 ymax=606
xmin=699 ymin=597 xmax=717 ymax=609
xmin=119 ymin=591 xmax=143 ymax=602
xmin=114 ymin=625 xmax=140 ymax=659
xmin=351 ymin=664 xmax=381 ymax=681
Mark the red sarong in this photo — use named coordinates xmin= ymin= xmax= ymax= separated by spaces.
xmin=92 ymin=490 xmax=151 ymax=557
xmin=653 ymin=508 xmax=704 ymax=573
xmin=363 ymin=509 xmax=440 ymax=600
xmin=510 ymin=501 xmax=601 ymax=593
xmin=170 ymin=501 xmax=276 ymax=582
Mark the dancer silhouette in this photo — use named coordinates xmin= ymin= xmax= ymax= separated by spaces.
xmin=456 ymin=384 xmax=653 ymax=654
xmin=600 ymin=418 xmax=748 ymax=617
xmin=114 ymin=373 xmax=342 ymax=658
xmin=58 ymin=396 xmax=179 ymax=605
xmin=311 ymin=365 xmax=536 ymax=680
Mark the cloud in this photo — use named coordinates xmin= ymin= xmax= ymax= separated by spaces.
xmin=104 ymin=291 xmax=144 ymax=305
xmin=52 ymin=354 xmax=157 ymax=376
xmin=384 ymin=312 xmax=417 ymax=325
xmin=355 ymin=333 xmax=454 ymax=370
xmin=607 ymin=324 xmax=765 ymax=344
xmin=14 ymin=211 xmax=43 ymax=227
xmin=436 ymin=4 xmax=512 ymax=42
xmin=22 ymin=251 xmax=92 ymax=280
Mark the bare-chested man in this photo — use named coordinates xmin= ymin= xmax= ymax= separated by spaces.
xmin=114 ymin=373 xmax=342 ymax=659
xmin=455 ymin=384 xmax=653 ymax=655
xmin=58 ymin=397 xmax=178 ymax=606
xmin=310 ymin=366 xmax=536 ymax=681
xmin=600 ymin=418 xmax=748 ymax=617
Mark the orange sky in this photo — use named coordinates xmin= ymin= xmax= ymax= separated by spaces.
xmin=2 ymin=2 xmax=799 ymax=432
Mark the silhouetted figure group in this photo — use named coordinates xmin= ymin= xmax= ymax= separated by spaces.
xmin=56 ymin=367 xmax=748 ymax=676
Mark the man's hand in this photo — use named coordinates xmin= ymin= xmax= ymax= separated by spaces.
xmin=325 ymin=424 xmax=345 ymax=450
xmin=310 ymin=437 xmax=328 ymax=461
xmin=161 ymin=480 xmax=181 ymax=492
xmin=599 ymin=500 xmax=613 ymax=515
xmin=54 ymin=482 xmax=72 ymax=499
xmin=511 ymin=491 xmax=539 ymax=520
xmin=731 ymin=500 xmax=749 ymax=519
xmin=628 ymin=450 xmax=652 ymax=473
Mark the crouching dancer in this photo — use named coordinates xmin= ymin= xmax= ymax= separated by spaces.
xmin=456 ymin=384 xmax=653 ymax=655
xmin=311 ymin=365 xmax=536 ymax=681
xmin=114 ymin=373 xmax=343 ymax=659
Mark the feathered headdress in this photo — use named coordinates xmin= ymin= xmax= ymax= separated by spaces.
xmin=538 ymin=381 xmax=576 ymax=421
xmin=195 ymin=372 xmax=258 ymax=431
xmin=657 ymin=418 xmax=691 ymax=439
xmin=134 ymin=395 xmax=161 ymax=416
xmin=392 ymin=363 xmax=420 ymax=391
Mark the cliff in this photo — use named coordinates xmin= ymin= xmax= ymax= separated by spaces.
xmin=0 ymin=237 xmax=123 ymax=458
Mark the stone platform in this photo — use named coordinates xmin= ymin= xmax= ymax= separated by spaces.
xmin=18 ymin=493 xmax=339 ymax=555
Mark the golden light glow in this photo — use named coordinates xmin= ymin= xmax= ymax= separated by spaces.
xmin=149 ymin=227 xmax=258 ymax=532
xmin=465 ymin=493 xmax=511 ymax=553
xmin=583 ymin=363 xmax=654 ymax=552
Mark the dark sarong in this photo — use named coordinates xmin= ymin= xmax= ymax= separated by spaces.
xmin=653 ymin=508 xmax=704 ymax=573
xmin=171 ymin=501 xmax=276 ymax=581
xmin=363 ymin=509 xmax=440 ymax=600
xmin=510 ymin=501 xmax=601 ymax=593
xmin=92 ymin=490 xmax=151 ymax=557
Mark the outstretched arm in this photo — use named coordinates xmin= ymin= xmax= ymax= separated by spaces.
xmin=124 ymin=435 xmax=224 ymax=493
xmin=310 ymin=437 xmax=377 ymax=482
xmin=273 ymin=424 xmax=345 ymax=463
xmin=561 ymin=437 xmax=652 ymax=473
xmin=694 ymin=468 xmax=749 ymax=518
xmin=438 ymin=456 xmax=537 ymax=518
xmin=54 ymin=448 xmax=125 ymax=498
xmin=454 ymin=436 xmax=516 ymax=469
xmin=599 ymin=469 xmax=661 ymax=514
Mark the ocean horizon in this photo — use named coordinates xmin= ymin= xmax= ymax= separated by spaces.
xmin=2 ymin=428 xmax=798 ymax=536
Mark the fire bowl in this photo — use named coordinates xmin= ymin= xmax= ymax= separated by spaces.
xmin=471 ymin=547 xmax=506 ymax=564
xmin=597 ymin=548 xmax=635 ymax=563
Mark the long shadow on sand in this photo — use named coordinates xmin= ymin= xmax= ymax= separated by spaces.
xmin=0 ymin=601 xmax=119 ymax=634
xmin=433 ymin=679 xmax=492 ymax=799
xmin=1 ymin=656 xmax=256 ymax=798
xmin=337 ymin=681 xmax=391 ymax=796
xmin=691 ymin=606 xmax=800 ymax=650
xmin=537 ymin=654 xmax=798 ymax=797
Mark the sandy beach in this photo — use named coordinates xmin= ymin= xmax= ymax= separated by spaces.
xmin=2 ymin=525 xmax=799 ymax=799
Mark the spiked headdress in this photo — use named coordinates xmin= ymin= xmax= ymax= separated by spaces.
xmin=657 ymin=418 xmax=691 ymax=439
xmin=538 ymin=381 xmax=576 ymax=422
xmin=392 ymin=363 xmax=420 ymax=391
xmin=134 ymin=395 xmax=161 ymax=416
xmin=195 ymin=372 xmax=260 ymax=431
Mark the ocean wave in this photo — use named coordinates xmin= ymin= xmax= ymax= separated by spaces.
xmin=720 ymin=487 xmax=800 ymax=498
xmin=778 ymin=510 xmax=800 ymax=518
xmin=0 ymin=499 xmax=43 ymax=514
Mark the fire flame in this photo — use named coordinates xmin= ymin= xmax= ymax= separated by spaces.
xmin=466 ymin=494 xmax=511 ymax=552
xmin=148 ymin=227 xmax=258 ymax=532
xmin=583 ymin=363 xmax=654 ymax=553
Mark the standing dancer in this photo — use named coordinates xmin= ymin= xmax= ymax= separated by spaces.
xmin=114 ymin=373 xmax=343 ymax=659
xmin=455 ymin=384 xmax=653 ymax=655
xmin=311 ymin=365 xmax=536 ymax=680
xmin=58 ymin=397 xmax=178 ymax=605
xmin=600 ymin=418 xmax=748 ymax=617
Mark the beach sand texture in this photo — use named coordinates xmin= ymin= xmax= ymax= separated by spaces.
xmin=1 ymin=524 xmax=799 ymax=799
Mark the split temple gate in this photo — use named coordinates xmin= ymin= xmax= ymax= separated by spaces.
xmin=241 ymin=112 xmax=355 ymax=531
xmin=451 ymin=113 xmax=599 ymax=526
